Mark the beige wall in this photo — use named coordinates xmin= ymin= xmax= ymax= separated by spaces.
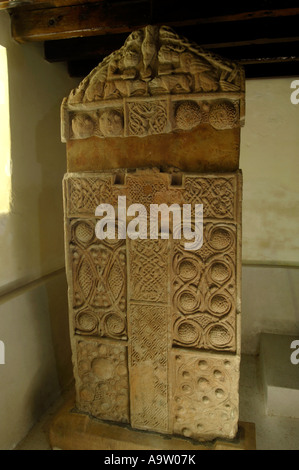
xmin=240 ymin=78 xmax=299 ymax=353
xmin=242 ymin=265 xmax=299 ymax=354
xmin=241 ymin=78 xmax=299 ymax=266
xmin=0 ymin=12 xmax=79 ymax=292
xmin=0 ymin=271 xmax=70 ymax=450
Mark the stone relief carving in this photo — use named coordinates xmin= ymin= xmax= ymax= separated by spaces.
xmin=60 ymin=19 xmax=245 ymax=448
xmin=61 ymin=25 xmax=244 ymax=141
xmin=128 ymin=239 xmax=170 ymax=433
xmin=183 ymin=176 xmax=237 ymax=219
xmin=64 ymin=169 xmax=241 ymax=439
xmin=75 ymin=338 xmax=130 ymax=423
xmin=126 ymin=172 xmax=169 ymax=209
xmin=69 ymin=219 xmax=127 ymax=340
xmin=129 ymin=239 xmax=169 ymax=303
xmin=99 ymin=109 xmax=124 ymax=137
xmin=127 ymin=100 xmax=169 ymax=136
xmin=172 ymin=223 xmax=237 ymax=352
xmin=65 ymin=175 xmax=114 ymax=216
xmin=71 ymin=113 xmax=96 ymax=140
xmin=129 ymin=304 xmax=169 ymax=433
xmin=172 ymin=351 xmax=240 ymax=441
xmin=69 ymin=25 xmax=243 ymax=103
xmin=209 ymin=101 xmax=239 ymax=130
xmin=65 ymin=97 xmax=240 ymax=140
xmin=175 ymin=101 xmax=202 ymax=130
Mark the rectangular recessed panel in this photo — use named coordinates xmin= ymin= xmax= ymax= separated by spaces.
xmin=128 ymin=303 xmax=170 ymax=433
xmin=128 ymin=238 xmax=170 ymax=434
xmin=172 ymin=223 xmax=237 ymax=352
xmin=171 ymin=348 xmax=240 ymax=441
xmin=75 ymin=337 xmax=130 ymax=424
xmin=67 ymin=219 xmax=127 ymax=340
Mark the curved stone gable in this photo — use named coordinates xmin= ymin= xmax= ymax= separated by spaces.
xmin=62 ymin=25 xmax=245 ymax=142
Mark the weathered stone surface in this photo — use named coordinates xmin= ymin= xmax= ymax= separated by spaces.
xmin=49 ymin=397 xmax=256 ymax=450
xmin=62 ymin=25 xmax=245 ymax=140
xmin=61 ymin=25 xmax=244 ymax=445
xmin=74 ymin=337 xmax=130 ymax=423
xmin=66 ymin=125 xmax=240 ymax=173
xmin=63 ymin=96 xmax=242 ymax=141
xmin=171 ymin=350 xmax=240 ymax=441
xmin=62 ymin=25 xmax=244 ymax=173
xmin=63 ymin=169 xmax=242 ymax=440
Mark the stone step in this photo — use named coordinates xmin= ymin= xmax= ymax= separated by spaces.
xmin=259 ymin=333 xmax=299 ymax=419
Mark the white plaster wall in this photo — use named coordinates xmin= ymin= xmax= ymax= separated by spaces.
xmin=240 ymin=78 xmax=299 ymax=353
xmin=0 ymin=11 xmax=77 ymax=449
xmin=0 ymin=271 xmax=70 ymax=450
xmin=242 ymin=266 xmax=299 ymax=354
xmin=240 ymin=78 xmax=299 ymax=266
xmin=0 ymin=11 xmax=80 ymax=292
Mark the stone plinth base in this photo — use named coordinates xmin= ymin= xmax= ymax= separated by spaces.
xmin=49 ymin=398 xmax=256 ymax=451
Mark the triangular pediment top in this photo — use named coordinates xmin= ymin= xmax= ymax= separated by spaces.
xmin=62 ymin=25 xmax=245 ymax=142
xmin=67 ymin=25 xmax=244 ymax=105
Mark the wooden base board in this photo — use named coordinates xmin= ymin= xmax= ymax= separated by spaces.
xmin=49 ymin=397 xmax=256 ymax=450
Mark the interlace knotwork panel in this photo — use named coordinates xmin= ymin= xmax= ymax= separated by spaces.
xmin=64 ymin=170 xmax=241 ymax=439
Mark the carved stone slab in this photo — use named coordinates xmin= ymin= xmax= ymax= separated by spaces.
xmin=129 ymin=302 xmax=170 ymax=433
xmin=63 ymin=169 xmax=242 ymax=440
xmin=172 ymin=350 xmax=240 ymax=441
xmin=172 ymin=222 xmax=238 ymax=353
xmin=61 ymin=25 xmax=245 ymax=142
xmin=68 ymin=221 xmax=127 ymax=340
xmin=74 ymin=337 xmax=130 ymax=424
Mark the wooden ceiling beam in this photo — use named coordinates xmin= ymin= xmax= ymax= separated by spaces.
xmin=0 ymin=0 xmax=27 ymax=9
xmin=3 ymin=1 xmax=299 ymax=78
xmin=0 ymin=0 xmax=104 ymax=10
xmin=10 ymin=2 xmax=299 ymax=43
xmin=45 ymin=32 xmax=128 ymax=62
xmin=44 ymin=15 xmax=299 ymax=63
xmin=243 ymin=61 xmax=299 ymax=78
xmin=10 ymin=1 xmax=151 ymax=43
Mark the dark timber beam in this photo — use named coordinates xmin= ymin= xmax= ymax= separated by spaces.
xmin=0 ymin=0 xmax=104 ymax=10
xmin=2 ymin=1 xmax=299 ymax=77
xmin=44 ymin=16 xmax=299 ymax=62
xmin=10 ymin=2 xmax=299 ymax=43
xmin=10 ymin=1 xmax=151 ymax=42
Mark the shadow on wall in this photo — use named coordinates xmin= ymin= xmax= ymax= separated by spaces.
xmin=241 ymin=265 xmax=299 ymax=355
xmin=35 ymin=102 xmax=74 ymax=390
xmin=35 ymin=100 xmax=69 ymax=280
xmin=42 ymin=270 xmax=73 ymax=391
xmin=0 ymin=277 xmax=64 ymax=449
